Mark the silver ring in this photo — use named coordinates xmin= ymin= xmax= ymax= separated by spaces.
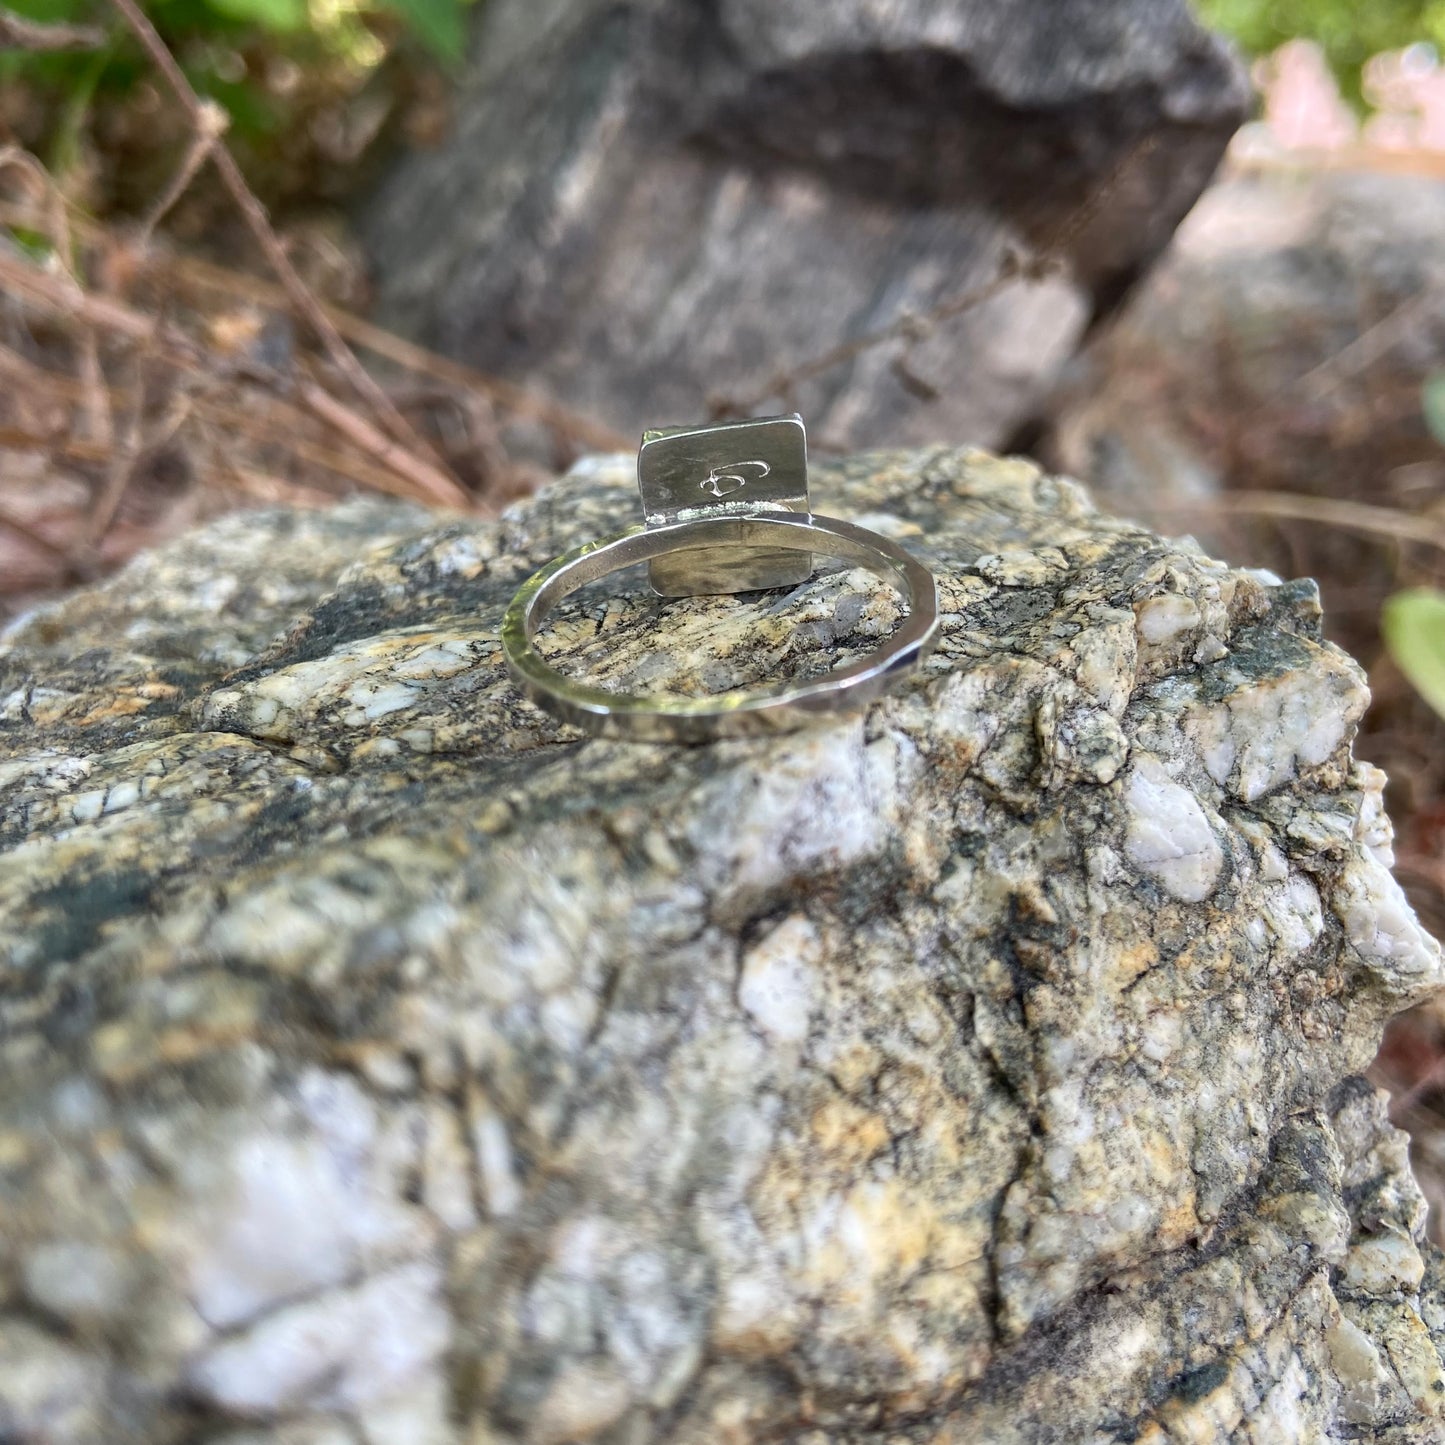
xmin=501 ymin=415 xmax=939 ymax=742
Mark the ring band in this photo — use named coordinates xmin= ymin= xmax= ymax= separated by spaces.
xmin=502 ymin=512 xmax=939 ymax=742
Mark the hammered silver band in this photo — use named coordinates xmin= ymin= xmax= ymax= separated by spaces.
xmin=501 ymin=512 xmax=939 ymax=742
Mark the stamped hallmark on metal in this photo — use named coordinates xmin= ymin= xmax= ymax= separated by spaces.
xmin=637 ymin=413 xmax=812 ymax=597
xmin=700 ymin=459 xmax=770 ymax=499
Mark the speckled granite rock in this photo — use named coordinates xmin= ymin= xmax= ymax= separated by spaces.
xmin=1 ymin=449 xmax=1443 ymax=1443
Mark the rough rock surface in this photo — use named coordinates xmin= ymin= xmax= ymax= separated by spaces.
xmin=1037 ymin=160 xmax=1445 ymax=957
xmin=359 ymin=0 xmax=1248 ymax=451
xmin=2 ymin=448 xmax=1444 ymax=1443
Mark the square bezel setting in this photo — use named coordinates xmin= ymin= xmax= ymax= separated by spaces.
xmin=637 ymin=414 xmax=811 ymax=597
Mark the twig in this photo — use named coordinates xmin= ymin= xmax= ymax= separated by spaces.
xmin=1158 ymin=492 xmax=1445 ymax=555
xmin=713 ymin=134 xmax=1159 ymax=419
xmin=0 ymin=336 xmax=95 ymax=410
xmin=135 ymin=101 xmax=228 ymax=249
xmin=1291 ymin=287 xmax=1442 ymax=401
xmin=0 ymin=197 xmax=628 ymax=452
xmin=105 ymin=0 xmax=461 ymax=492
xmin=1043 ymin=134 xmax=1162 ymax=260
xmin=0 ymin=147 xmax=114 ymax=449
xmin=75 ymin=326 xmax=113 ymax=448
xmin=0 ymin=244 xmax=471 ymax=507
xmin=1379 ymin=1047 xmax=1445 ymax=1125
xmin=296 ymin=374 xmax=468 ymax=508
xmin=1236 ymin=145 xmax=1445 ymax=183
xmin=211 ymin=419 xmax=419 ymax=501
xmin=0 ymin=504 xmax=76 ymax=565
xmin=717 ymin=265 xmax=1025 ymax=418
xmin=0 ymin=317 xmax=463 ymax=507
xmin=0 ymin=246 xmax=196 ymax=353
xmin=0 ymin=422 xmax=111 ymax=464
xmin=0 ymin=145 xmax=78 ymax=278
xmin=87 ymin=391 xmax=192 ymax=544
xmin=192 ymin=392 xmax=416 ymax=500
xmin=215 ymin=458 xmax=338 ymax=510
xmin=0 ymin=9 xmax=105 ymax=51
xmin=168 ymin=251 xmax=630 ymax=451
xmin=85 ymin=364 xmax=145 ymax=544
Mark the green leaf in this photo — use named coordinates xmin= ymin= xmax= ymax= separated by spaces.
xmin=1383 ymin=587 xmax=1445 ymax=719
xmin=0 ymin=0 xmax=96 ymax=20
xmin=1196 ymin=0 xmax=1445 ymax=116
xmin=197 ymin=73 xmax=282 ymax=136
xmin=375 ymin=0 xmax=469 ymax=63
xmin=1425 ymin=371 xmax=1445 ymax=448
xmin=4 ymin=224 xmax=55 ymax=263
xmin=205 ymin=0 xmax=308 ymax=34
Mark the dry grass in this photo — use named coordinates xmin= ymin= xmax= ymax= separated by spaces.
xmin=0 ymin=163 xmax=625 ymax=625
xmin=0 ymin=0 xmax=626 ymax=623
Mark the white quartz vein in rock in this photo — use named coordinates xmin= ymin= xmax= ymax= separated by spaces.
xmin=1123 ymin=753 xmax=1225 ymax=903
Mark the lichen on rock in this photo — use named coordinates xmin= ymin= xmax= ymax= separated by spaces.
xmin=0 ymin=446 xmax=1442 ymax=1442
